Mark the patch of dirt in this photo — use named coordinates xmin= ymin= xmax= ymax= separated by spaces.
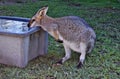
xmin=0 ymin=2 xmax=18 ymax=5
xmin=68 ymin=3 xmax=81 ymax=7
xmin=88 ymin=7 xmax=120 ymax=13
xmin=45 ymin=75 xmax=57 ymax=79
xmin=0 ymin=0 xmax=37 ymax=5
xmin=89 ymin=76 xmax=104 ymax=79
xmin=114 ymin=61 xmax=120 ymax=66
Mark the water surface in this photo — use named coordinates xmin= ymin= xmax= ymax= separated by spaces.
xmin=0 ymin=19 xmax=29 ymax=33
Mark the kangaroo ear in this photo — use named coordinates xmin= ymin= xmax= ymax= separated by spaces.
xmin=37 ymin=6 xmax=48 ymax=17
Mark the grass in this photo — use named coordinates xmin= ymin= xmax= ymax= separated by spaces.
xmin=0 ymin=0 xmax=120 ymax=79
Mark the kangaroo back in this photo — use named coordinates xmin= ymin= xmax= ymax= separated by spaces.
xmin=55 ymin=16 xmax=96 ymax=43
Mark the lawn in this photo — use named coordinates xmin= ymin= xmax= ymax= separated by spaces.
xmin=0 ymin=0 xmax=120 ymax=79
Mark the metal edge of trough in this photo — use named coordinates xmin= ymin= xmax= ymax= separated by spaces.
xmin=0 ymin=16 xmax=41 ymax=37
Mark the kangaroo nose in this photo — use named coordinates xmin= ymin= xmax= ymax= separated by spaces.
xmin=27 ymin=22 xmax=32 ymax=30
xmin=27 ymin=22 xmax=30 ymax=27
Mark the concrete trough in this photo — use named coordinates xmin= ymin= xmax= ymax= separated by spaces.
xmin=0 ymin=16 xmax=48 ymax=68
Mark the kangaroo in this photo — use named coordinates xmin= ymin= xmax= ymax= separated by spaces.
xmin=28 ymin=6 xmax=96 ymax=68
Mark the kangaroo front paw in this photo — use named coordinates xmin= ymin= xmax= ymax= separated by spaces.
xmin=55 ymin=39 xmax=63 ymax=43
xmin=76 ymin=62 xmax=83 ymax=69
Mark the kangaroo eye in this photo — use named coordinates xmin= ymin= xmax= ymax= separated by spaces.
xmin=32 ymin=19 xmax=35 ymax=22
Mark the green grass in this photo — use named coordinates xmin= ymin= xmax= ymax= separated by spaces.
xmin=0 ymin=0 xmax=120 ymax=79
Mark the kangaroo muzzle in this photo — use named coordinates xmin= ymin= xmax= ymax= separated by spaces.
xmin=27 ymin=22 xmax=31 ymax=27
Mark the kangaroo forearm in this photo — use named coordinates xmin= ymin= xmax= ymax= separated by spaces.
xmin=55 ymin=39 xmax=63 ymax=43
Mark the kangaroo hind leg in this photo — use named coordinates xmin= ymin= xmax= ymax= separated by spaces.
xmin=86 ymin=39 xmax=95 ymax=53
xmin=77 ymin=42 xmax=87 ymax=68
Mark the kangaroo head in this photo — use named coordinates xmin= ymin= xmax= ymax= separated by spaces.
xmin=28 ymin=6 xmax=48 ymax=28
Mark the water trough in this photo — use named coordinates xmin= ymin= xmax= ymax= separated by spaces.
xmin=0 ymin=16 xmax=48 ymax=68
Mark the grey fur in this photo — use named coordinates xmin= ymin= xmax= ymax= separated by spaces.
xmin=56 ymin=16 xmax=96 ymax=44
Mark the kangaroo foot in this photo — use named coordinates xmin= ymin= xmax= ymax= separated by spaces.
xmin=76 ymin=62 xmax=83 ymax=69
xmin=52 ymin=59 xmax=63 ymax=67
xmin=56 ymin=59 xmax=63 ymax=65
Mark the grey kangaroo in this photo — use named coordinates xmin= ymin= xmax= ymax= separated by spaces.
xmin=28 ymin=6 xmax=96 ymax=68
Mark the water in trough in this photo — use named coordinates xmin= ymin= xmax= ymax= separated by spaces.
xmin=0 ymin=19 xmax=29 ymax=33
